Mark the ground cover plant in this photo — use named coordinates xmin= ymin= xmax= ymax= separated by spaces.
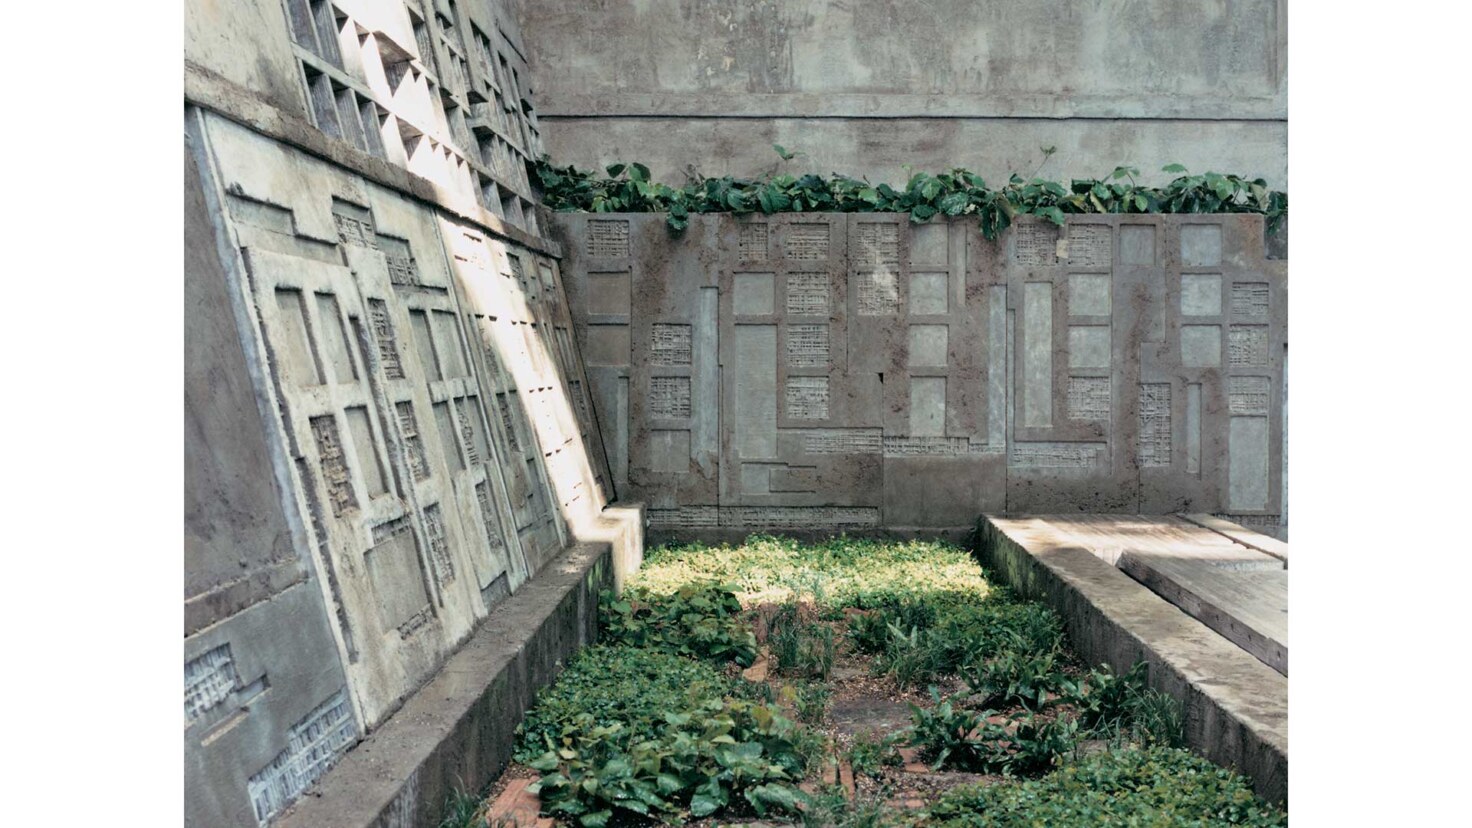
xmin=535 ymin=147 xmax=1287 ymax=238
xmin=452 ymin=535 xmax=1283 ymax=827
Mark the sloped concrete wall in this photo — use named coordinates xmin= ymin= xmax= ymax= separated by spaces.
xmin=555 ymin=213 xmax=1287 ymax=537
xmin=184 ymin=0 xmax=646 ymax=823
xmin=513 ymin=0 xmax=1287 ymax=187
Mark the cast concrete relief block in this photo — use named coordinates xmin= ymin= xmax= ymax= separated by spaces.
xmin=558 ymin=213 xmax=1285 ymax=535
xmin=188 ymin=106 xmax=615 ymax=826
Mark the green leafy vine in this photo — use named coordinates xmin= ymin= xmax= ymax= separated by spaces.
xmin=533 ymin=147 xmax=1286 ymax=240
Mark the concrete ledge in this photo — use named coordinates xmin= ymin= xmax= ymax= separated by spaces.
xmin=975 ymin=515 xmax=1287 ymax=804
xmin=647 ymin=525 xmax=977 ymax=547
xmin=275 ymin=538 xmax=619 ymax=828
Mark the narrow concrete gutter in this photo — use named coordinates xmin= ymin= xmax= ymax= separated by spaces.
xmin=276 ymin=504 xmax=643 ymax=828
xmin=975 ymin=515 xmax=1288 ymax=804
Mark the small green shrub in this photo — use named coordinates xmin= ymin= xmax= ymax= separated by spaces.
xmin=769 ymin=603 xmax=836 ymax=680
xmin=906 ymin=689 xmax=987 ymax=771
xmin=601 ymin=584 xmax=757 ymax=667
xmin=929 ymin=746 xmax=1287 ymax=827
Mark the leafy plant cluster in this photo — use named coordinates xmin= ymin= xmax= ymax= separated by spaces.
xmin=515 ymin=645 xmax=812 ymax=826
xmin=852 ymin=593 xmax=1064 ymax=691
xmin=601 ymin=584 xmax=758 ymax=667
xmin=534 ymin=149 xmax=1287 ymax=239
xmin=905 ymin=660 xmax=1186 ymax=778
xmin=527 ymin=696 xmax=810 ymax=826
xmin=907 ymin=688 xmax=1079 ymax=776
xmin=929 ymin=745 xmax=1287 ymax=827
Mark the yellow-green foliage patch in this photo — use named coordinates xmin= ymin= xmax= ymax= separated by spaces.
xmin=631 ymin=535 xmax=994 ymax=609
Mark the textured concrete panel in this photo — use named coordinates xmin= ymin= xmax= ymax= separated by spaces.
xmin=557 ymin=214 xmax=1285 ymax=535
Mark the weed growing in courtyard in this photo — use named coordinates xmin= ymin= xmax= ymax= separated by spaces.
xmin=929 ymin=745 xmax=1286 ymax=827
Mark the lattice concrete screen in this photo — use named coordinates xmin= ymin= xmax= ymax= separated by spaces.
xmin=554 ymin=214 xmax=1286 ymax=535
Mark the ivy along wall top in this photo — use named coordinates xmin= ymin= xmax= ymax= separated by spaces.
xmin=553 ymin=213 xmax=1286 ymax=537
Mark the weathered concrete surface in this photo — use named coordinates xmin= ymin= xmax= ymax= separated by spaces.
xmin=186 ymin=0 xmax=550 ymax=240
xmin=557 ymin=214 xmax=1287 ymax=538
xmin=273 ymin=537 xmax=627 ymax=828
xmin=1118 ymin=551 xmax=1288 ymax=676
xmin=514 ymin=0 xmax=1287 ymax=187
xmin=975 ymin=515 xmax=1287 ymax=804
xmin=186 ymin=136 xmax=356 ymax=828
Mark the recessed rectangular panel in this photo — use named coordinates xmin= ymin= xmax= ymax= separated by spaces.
xmin=1120 ymin=225 xmax=1156 ymax=265
xmin=408 ymin=309 xmax=441 ymax=379
xmin=734 ymin=272 xmax=776 ymax=315
xmin=345 ymin=406 xmax=387 ymax=497
xmin=433 ymin=401 xmax=464 ymax=472
xmin=909 ymin=222 xmax=948 ymax=266
xmin=314 ymin=293 xmax=357 ymax=383
xmin=274 ymin=288 xmax=323 ymax=386
xmin=1068 ymin=326 xmax=1111 ymax=369
xmin=910 ymin=272 xmax=949 ymax=315
xmin=1068 ymin=273 xmax=1111 ymax=316
xmin=734 ymin=325 xmax=777 ymax=459
xmin=1186 ymin=383 xmax=1202 ymax=474
xmin=1181 ymin=224 xmax=1223 ymax=266
xmin=1181 ymin=325 xmax=1222 ymax=368
xmin=648 ymin=430 xmax=691 ymax=472
xmin=1229 ymin=416 xmax=1270 ymax=511
xmin=584 ymin=324 xmax=631 ymax=367
xmin=1181 ymin=274 xmax=1223 ymax=316
xmin=363 ymin=518 xmax=430 ymax=631
xmin=910 ymin=377 xmax=947 ymax=437
xmin=908 ymin=324 xmax=949 ymax=368
xmin=587 ymin=272 xmax=632 ymax=315
xmin=1022 ymin=282 xmax=1053 ymax=427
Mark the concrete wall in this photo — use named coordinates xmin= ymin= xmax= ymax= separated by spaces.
xmin=512 ymin=0 xmax=1287 ymax=188
xmin=185 ymin=1 xmax=634 ymax=824
xmin=554 ymin=213 xmax=1287 ymax=537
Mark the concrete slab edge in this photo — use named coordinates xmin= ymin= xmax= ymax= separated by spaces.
xmin=974 ymin=515 xmax=1287 ymax=804
xmin=1177 ymin=513 xmax=1290 ymax=567
xmin=275 ymin=503 xmax=645 ymax=828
